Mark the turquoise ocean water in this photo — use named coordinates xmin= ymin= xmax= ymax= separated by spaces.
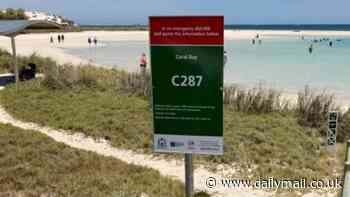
xmin=65 ymin=33 xmax=350 ymax=104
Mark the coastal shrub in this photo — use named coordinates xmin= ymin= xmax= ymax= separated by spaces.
xmin=0 ymin=76 xmax=341 ymax=186
xmin=118 ymin=71 xmax=152 ymax=97
xmin=338 ymin=110 xmax=350 ymax=142
xmin=223 ymin=84 xmax=289 ymax=113
xmin=0 ymin=8 xmax=27 ymax=20
xmin=0 ymin=123 xmax=184 ymax=197
xmin=0 ymin=49 xmax=54 ymax=73
xmin=16 ymin=53 xmax=56 ymax=73
xmin=0 ymin=49 xmax=12 ymax=73
xmin=42 ymin=64 xmax=102 ymax=89
xmin=296 ymin=86 xmax=336 ymax=129
xmin=41 ymin=63 xmax=123 ymax=90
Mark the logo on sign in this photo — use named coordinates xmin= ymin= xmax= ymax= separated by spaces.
xmin=170 ymin=141 xmax=184 ymax=148
xmin=157 ymin=138 xmax=167 ymax=149
xmin=188 ymin=140 xmax=196 ymax=150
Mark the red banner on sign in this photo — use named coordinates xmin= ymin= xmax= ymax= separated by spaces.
xmin=149 ymin=16 xmax=224 ymax=45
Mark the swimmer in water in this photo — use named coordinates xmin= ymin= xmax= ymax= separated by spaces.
xmin=308 ymin=44 xmax=313 ymax=54
xmin=329 ymin=41 xmax=333 ymax=47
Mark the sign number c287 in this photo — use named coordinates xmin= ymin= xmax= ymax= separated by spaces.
xmin=171 ymin=75 xmax=203 ymax=87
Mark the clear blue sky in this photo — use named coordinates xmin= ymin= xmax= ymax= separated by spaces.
xmin=1 ymin=0 xmax=350 ymax=25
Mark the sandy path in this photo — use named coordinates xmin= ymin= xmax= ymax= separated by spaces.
xmin=0 ymin=102 xmax=339 ymax=197
xmin=0 ymin=104 xmax=272 ymax=197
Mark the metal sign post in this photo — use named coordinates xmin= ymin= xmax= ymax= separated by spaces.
xmin=327 ymin=111 xmax=338 ymax=152
xmin=10 ymin=36 xmax=18 ymax=92
xmin=185 ymin=154 xmax=194 ymax=197
xmin=149 ymin=16 xmax=224 ymax=197
xmin=341 ymin=141 xmax=350 ymax=197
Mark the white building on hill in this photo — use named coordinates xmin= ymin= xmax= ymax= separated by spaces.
xmin=25 ymin=11 xmax=70 ymax=26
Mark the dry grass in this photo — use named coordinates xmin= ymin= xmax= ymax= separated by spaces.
xmin=0 ymin=49 xmax=56 ymax=74
xmin=296 ymin=86 xmax=336 ymax=129
xmin=223 ymin=84 xmax=290 ymax=113
xmin=339 ymin=110 xmax=350 ymax=142
xmin=41 ymin=63 xmax=152 ymax=98
xmin=117 ymin=71 xmax=152 ymax=98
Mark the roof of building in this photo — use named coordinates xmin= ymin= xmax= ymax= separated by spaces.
xmin=0 ymin=20 xmax=62 ymax=37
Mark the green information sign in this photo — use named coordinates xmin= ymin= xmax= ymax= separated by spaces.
xmin=150 ymin=16 xmax=224 ymax=155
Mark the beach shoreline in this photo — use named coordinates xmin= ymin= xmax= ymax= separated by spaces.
xmin=0 ymin=30 xmax=350 ymax=108
xmin=2 ymin=30 xmax=350 ymax=66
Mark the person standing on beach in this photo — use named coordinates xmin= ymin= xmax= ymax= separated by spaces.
xmin=50 ymin=36 xmax=54 ymax=43
xmin=93 ymin=36 xmax=98 ymax=46
xmin=224 ymin=51 xmax=228 ymax=67
xmin=140 ymin=53 xmax=147 ymax=77
xmin=252 ymin=39 xmax=255 ymax=45
xmin=58 ymin=35 xmax=61 ymax=43
xmin=61 ymin=34 xmax=65 ymax=43
xmin=87 ymin=37 xmax=94 ymax=62
xmin=88 ymin=37 xmax=92 ymax=46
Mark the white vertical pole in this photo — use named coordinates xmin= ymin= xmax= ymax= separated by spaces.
xmin=347 ymin=141 xmax=350 ymax=162
xmin=10 ymin=36 xmax=18 ymax=92
xmin=341 ymin=141 xmax=350 ymax=196
xmin=342 ymin=162 xmax=350 ymax=197
xmin=185 ymin=153 xmax=193 ymax=197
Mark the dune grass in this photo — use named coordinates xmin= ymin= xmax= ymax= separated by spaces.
xmin=0 ymin=49 xmax=57 ymax=74
xmin=0 ymin=80 xmax=152 ymax=151
xmin=339 ymin=110 xmax=350 ymax=141
xmin=0 ymin=79 xmax=345 ymax=183
xmin=0 ymin=123 xmax=185 ymax=197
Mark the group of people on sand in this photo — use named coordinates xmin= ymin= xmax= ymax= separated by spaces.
xmin=50 ymin=34 xmax=65 ymax=44
xmin=88 ymin=36 xmax=98 ymax=47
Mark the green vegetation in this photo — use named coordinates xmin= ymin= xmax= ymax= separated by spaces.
xmin=0 ymin=123 xmax=185 ymax=197
xmin=0 ymin=8 xmax=27 ymax=20
xmin=1 ymin=80 xmax=152 ymax=151
xmin=1 ymin=76 xmax=346 ymax=181
xmin=221 ymin=108 xmax=345 ymax=180
xmin=0 ymin=53 xmax=348 ymax=193
xmin=339 ymin=110 xmax=350 ymax=141
xmin=0 ymin=49 xmax=56 ymax=74
xmin=0 ymin=49 xmax=12 ymax=73
xmin=296 ymin=86 xmax=336 ymax=129
xmin=223 ymin=84 xmax=337 ymax=131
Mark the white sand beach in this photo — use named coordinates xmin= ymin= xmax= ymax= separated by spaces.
xmin=0 ymin=31 xmax=149 ymax=67
xmin=1 ymin=30 xmax=350 ymax=67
